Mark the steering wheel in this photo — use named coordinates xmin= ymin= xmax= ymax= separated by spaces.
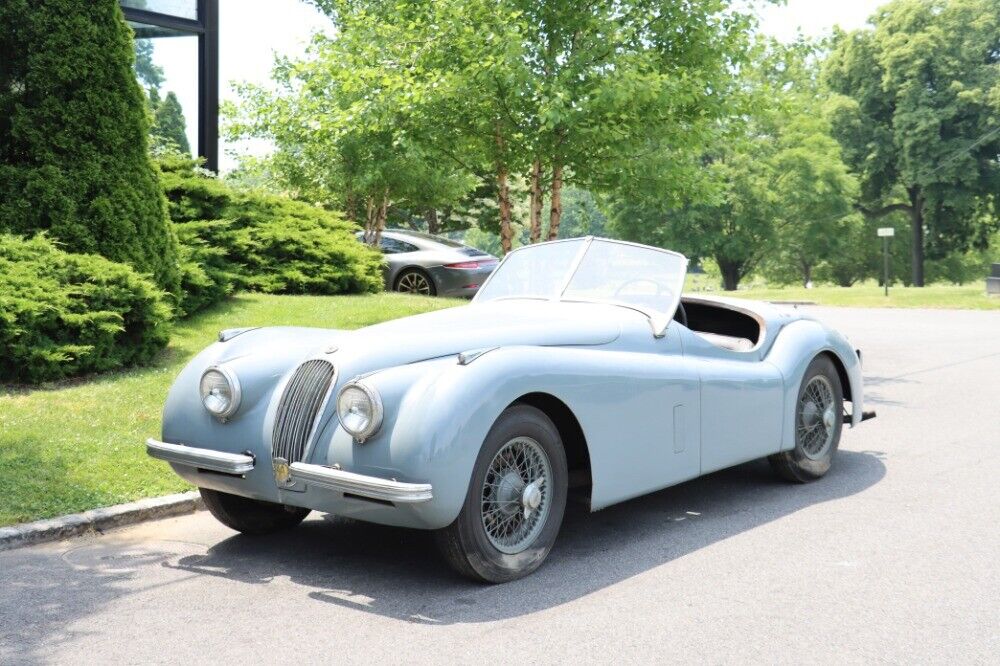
xmin=613 ymin=278 xmax=664 ymax=299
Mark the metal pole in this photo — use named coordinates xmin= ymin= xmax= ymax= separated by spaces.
xmin=883 ymin=236 xmax=889 ymax=297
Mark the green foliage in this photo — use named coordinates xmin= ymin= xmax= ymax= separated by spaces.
xmin=233 ymin=0 xmax=753 ymax=249
xmin=152 ymin=91 xmax=191 ymax=154
xmin=612 ymin=42 xmax=858 ymax=291
xmin=555 ymin=189 xmax=609 ymax=239
xmin=157 ymin=153 xmax=384 ymax=306
xmin=0 ymin=0 xmax=181 ymax=295
xmin=0 ymin=234 xmax=172 ymax=384
xmin=226 ymin=195 xmax=385 ymax=295
xmin=823 ymin=0 xmax=1000 ymax=285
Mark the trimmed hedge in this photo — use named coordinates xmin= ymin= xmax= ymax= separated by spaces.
xmin=0 ymin=234 xmax=171 ymax=384
xmin=157 ymin=153 xmax=383 ymax=310
xmin=0 ymin=0 xmax=181 ymax=296
xmin=228 ymin=195 xmax=384 ymax=295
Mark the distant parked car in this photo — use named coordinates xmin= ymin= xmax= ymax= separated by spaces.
xmin=360 ymin=229 xmax=498 ymax=297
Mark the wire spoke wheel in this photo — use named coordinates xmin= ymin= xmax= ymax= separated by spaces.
xmin=480 ymin=436 xmax=552 ymax=554
xmin=396 ymin=271 xmax=432 ymax=295
xmin=797 ymin=375 xmax=836 ymax=459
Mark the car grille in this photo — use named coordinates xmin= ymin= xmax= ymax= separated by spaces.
xmin=271 ymin=359 xmax=335 ymax=464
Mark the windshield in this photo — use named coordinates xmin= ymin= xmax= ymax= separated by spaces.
xmin=475 ymin=238 xmax=687 ymax=334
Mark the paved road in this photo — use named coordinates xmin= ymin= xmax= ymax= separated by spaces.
xmin=2 ymin=307 xmax=998 ymax=664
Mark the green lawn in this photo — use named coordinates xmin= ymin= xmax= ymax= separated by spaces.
xmin=0 ymin=293 xmax=457 ymax=527
xmin=686 ymin=276 xmax=1000 ymax=310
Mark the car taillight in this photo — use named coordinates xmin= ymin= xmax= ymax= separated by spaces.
xmin=444 ymin=260 xmax=496 ymax=270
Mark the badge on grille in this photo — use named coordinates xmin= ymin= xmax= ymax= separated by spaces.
xmin=273 ymin=457 xmax=291 ymax=484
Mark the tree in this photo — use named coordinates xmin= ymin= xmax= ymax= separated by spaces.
xmin=765 ymin=56 xmax=860 ymax=287
xmin=134 ymin=38 xmax=164 ymax=91
xmin=0 ymin=0 xmax=181 ymax=295
xmin=152 ymin=91 xmax=191 ymax=154
xmin=823 ymin=0 xmax=1000 ymax=286
xmin=226 ymin=16 xmax=483 ymax=247
xmin=613 ymin=42 xmax=840 ymax=291
xmin=303 ymin=0 xmax=751 ymax=253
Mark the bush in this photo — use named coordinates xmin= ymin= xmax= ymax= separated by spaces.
xmin=227 ymin=195 xmax=384 ymax=295
xmin=175 ymin=219 xmax=237 ymax=316
xmin=0 ymin=235 xmax=171 ymax=384
xmin=0 ymin=0 xmax=181 ymax=296
xmin=157 ymin=153 xmax=383 ymax=306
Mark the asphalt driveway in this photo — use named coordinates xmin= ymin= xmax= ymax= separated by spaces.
xmin=1 ymin=306 xmax=998 ymax=664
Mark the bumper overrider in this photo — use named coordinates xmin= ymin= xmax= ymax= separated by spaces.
xmin=146 ymin=438 xmax=433 ymax=504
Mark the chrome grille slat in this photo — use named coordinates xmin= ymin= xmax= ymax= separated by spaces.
xmin=271 ymin=359 xmax=335 ymax=464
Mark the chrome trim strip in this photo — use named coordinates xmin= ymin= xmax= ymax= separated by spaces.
xmin=146 ymin=438 xmax=255 ymax=475
xmin=288 ymin=462 xmax=433 ymax=504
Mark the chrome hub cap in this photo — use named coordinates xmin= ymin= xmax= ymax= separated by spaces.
xmin=481 ymin=436 xmax=552 ymax=554
xmin=396 ymin=272 xmax=431 ymax=295
xmin=797 ymin=375 xmax=836 ymax=459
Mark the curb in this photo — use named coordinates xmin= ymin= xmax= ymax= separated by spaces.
xmin=0 ymin=491 xmax=203 ymax=552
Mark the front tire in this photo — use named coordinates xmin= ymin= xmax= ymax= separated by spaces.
xmin=435 ymin=405 xmax=568 ymax=583
xmin=199 ymin=488 xmax=310 ymax=535
xmin=769 ymin=355 xmax=844 ymax=482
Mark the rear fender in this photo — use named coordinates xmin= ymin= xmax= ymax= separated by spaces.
xmin=766 ymin=319 xmax=864 ymax=452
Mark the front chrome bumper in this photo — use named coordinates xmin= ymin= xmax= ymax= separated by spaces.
xmin=146 ymin=438 xmax=255 ymax=475
xmin=145 ymin=439 xmax=433 ymax=504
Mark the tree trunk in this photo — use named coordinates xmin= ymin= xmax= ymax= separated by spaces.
xmin=344 ymin=191 xmax=357 ymax=224
xmin=364 ymin=197 xmax=377 ymax=245
xmin=546 ymin=162 xmax=563 ymax=241
xmin=495 ymin=123 xmax=513 ymax=254
xmin=498 ymin=167 xmax=513 ymax=254
xmin=801 ymin=261 xmax=812 ymax=288
xmin=719 ymin=261 xmax=741 ymax=291
xmin=425 ymin=208 xmax=440 ymax=235
xmin=909 ymin=187 xmax=924 ymax=287
xmin=373 ymin=192 xmax=389 ymax=247
xmin=529 ymin=159 xmax=543 ymax=244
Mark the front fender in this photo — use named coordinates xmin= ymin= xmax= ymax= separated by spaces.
xmin=161 ymin=326 xmax=342 ymax=492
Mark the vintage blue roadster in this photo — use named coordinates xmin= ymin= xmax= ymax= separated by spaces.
xmin=147 ymin=237 xmax=874 ymax=582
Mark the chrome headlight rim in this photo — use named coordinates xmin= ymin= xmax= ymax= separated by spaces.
xmin=336 ymin=380 xmax=383 ymax=443
xmin=200 ymin=364 xmax=242 ymax=420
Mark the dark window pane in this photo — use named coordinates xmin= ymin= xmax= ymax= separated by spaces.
xmin=121 ymin=0 xmax=198 ymax=21
xmin=380 ymin=238 xmax=418 ymax=254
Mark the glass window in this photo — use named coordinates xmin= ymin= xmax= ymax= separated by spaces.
xmin=131 ymin=26 xmax=198 ymax=156
xmin=121 ymin=0 xmax=198 ymax=20
xmin=475 ymin=239 xmax=585 ymax=301
xmin=476 ymin=238 xmax=687 ymax=327
xmin=380 ymin=238 xmax=418 ymax=254
xmin=562 ymin=240 xmax=687 ymax=319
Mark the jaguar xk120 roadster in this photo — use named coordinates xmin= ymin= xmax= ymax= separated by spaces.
xmin=147 ymin=237 xmax=874 ymax=582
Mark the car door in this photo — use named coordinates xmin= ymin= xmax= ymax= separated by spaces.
xmin=680 ymin=327 xmax=785 ymax=474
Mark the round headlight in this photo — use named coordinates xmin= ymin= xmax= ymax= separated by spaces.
xmin=200 ymin=366 xmax=241 ymax=419
xmin=337 ymin=381 xmax=383 ymax=442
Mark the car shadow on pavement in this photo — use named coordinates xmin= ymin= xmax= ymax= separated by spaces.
xmin=164 ymin=449 xmax=886 ymax=625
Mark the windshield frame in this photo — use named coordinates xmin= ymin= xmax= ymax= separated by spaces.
xmin=473 ymin=236 xmax=688 ymax=337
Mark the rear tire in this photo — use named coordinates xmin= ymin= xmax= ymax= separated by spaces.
xmin=769 ymin=355 xmax=844 ymax=482
xmin=199 ymin=488 xmax=310 ymax=535
xmin=394 ymin=268 xmax=437 ymax=296
xmin=435 ymin=405 xmax=568 ymax=583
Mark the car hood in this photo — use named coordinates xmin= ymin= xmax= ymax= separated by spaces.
xmin=332 ymin=299 xmax=623 ymax=371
